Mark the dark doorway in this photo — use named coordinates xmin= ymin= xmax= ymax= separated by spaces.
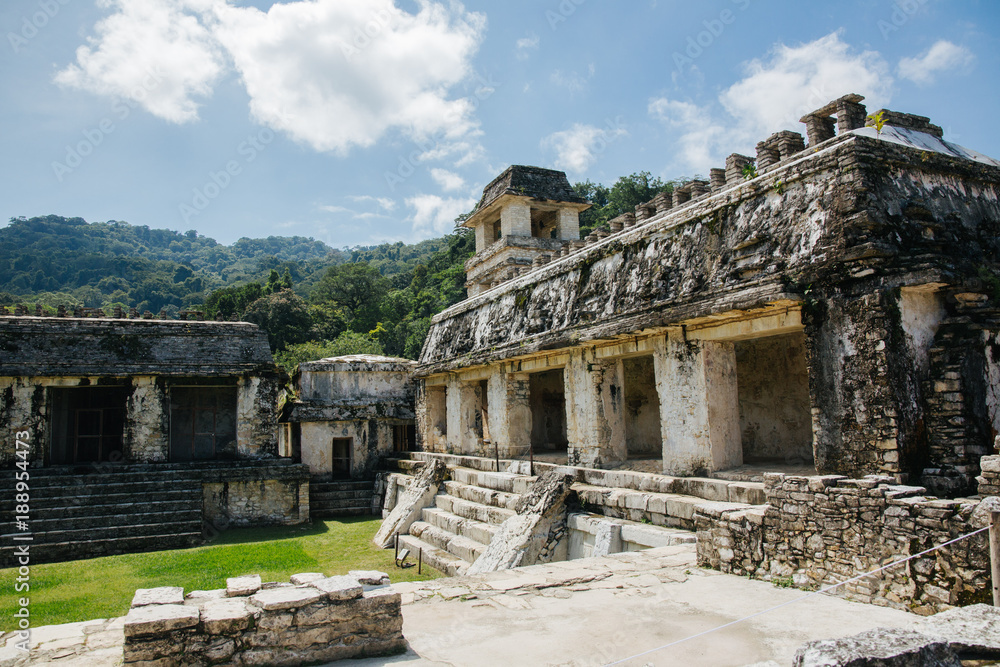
xmin=331 ymin=437 xmax=353 ymax=478
xmin=49 ymin=386 xmax=128 ymax=464
xmin=169 ymin=386 xmax=237 ymax=461
xmin=622 ymin=356 xmax=662 ymax=457
xmin=734 ymin=332 xmax=814 ymax=466
xmin=529 ymin=369 xmax=567 ymax=451
xmin=393 ymin=424 xmax=416 ymax=453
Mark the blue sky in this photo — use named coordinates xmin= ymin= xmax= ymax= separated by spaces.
xmin=2 ymin=0 xmax=998 ymax=248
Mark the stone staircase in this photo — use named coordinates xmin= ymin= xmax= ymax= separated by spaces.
xmin=0 ymin=466 xmax=204 ymax=566
xmin=310 ymin=480 xmax=375 ymax=518
xmin=397 ymin=467 xmax=535 ymax=576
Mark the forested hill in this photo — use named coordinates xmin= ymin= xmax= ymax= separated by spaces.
xmin=0 ymin=215 xmax=455 ymax=315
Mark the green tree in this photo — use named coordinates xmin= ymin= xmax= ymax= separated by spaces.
xmin=311 ymin=262 xmax=389 ymax=333
xmin=242 ymin=289 xmax=313 ymax=351
xmin=273 ymin=332 xmax=385 ymax=375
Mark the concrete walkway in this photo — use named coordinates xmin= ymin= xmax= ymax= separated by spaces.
xmin=2 ymin=545 xmax=915 ymax=666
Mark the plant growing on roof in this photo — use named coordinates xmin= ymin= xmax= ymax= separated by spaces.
xmin=742 ymin=161 xmax=758 ymax=180
xmin=866 ymin=110 xmax=886 ymax=138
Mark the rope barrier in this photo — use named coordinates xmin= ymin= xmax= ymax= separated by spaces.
xmin=604 ymin=525 xmax=991 ymax=666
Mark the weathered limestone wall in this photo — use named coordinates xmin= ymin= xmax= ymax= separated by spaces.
xmin=0 ymin=377 xmax=46 ymax=465
xmin=735 ymin=333 xmax=812 ymax=462
xmin=203 ymin=472 xmax=309 ymax=527
xmin=299 ymin=419 xmax=403 ymax=479
xmin=123 ymin=572 xmax=403 ymax=666
xmin=487 ymin=368 xmax=531 ymax=458
xmin=237 ymin=375 xmax=280 ymax=458
xmin=696 ymin=473 xmax=994 ymax=614
xmin=979 ymin=454 xmax=1000 ymax=495
xmin=125 ymin=376 xmax=169 ymax=463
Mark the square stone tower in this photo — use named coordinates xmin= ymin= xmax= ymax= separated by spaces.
xmin=463 ymin=165 xmax=590 ymax=297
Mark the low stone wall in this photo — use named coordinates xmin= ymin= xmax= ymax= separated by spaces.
xmin=123 ymin=571 xmax=404 ymax=666
xmin=200 ymin=464 xmax=310 ymax=527
xmin=696 ymin=473 xmax=995 ymax=615
xmin=978 ymin=455 xmax=1000 ymax=496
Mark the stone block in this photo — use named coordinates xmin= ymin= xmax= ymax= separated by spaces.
xmin=980 ymin=456 xmax=1000 ymax=474
xmin=348 ymin=570 xmax=390 ymax=586
xmin=200 ymin=598 xmax=254 ymax=635
xmin=289 ymin=572 xmax=326 ymax=585
xmin=793 ymin=628 xmax=960 ymax=667
xmin=131 ymin=586 xmax=185 ymax=608
xmin=313 ymin=575 xmax=364 ymax=601
xmin=227 ymin=574 xmax=262 ymax=597
xmin=248 ymin=586 xmax=324 ymax=611
xmin=124 ymin=604 xmax=200 ymax=638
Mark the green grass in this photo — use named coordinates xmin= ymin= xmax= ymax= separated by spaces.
xmin=0 ymin=517 xmax=440 ymax=631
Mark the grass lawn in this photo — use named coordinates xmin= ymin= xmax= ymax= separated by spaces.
xmin=0 ymin=517 xmax=440 ymax=632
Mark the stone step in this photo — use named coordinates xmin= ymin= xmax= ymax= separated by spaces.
xmin=28 ymin=509 xmax=202 ymax=532
xmin=572 ymin=483 xmax=752 ymax=526
xmin=0 ymin=479 xmax=203 ymax=502
xmin=311 ymin=506 xmax=373 ymax=518
xmin=14 ymin=498 xmax=199 ymax=520
xmin=441 ymin=480 xmax=520 ymax=510
xmin=23 ymin=470 xmax=203 ymax=487
xmin=449 ymin=466 xmax=535 ymax=494
xmin=1 ymin=532 xmax=204 ymax=567
xmin=397 ymin=534 xmax=468 ymax=577
xmin=310 ymin=480 xmax=374 ymax=491
xmin=310 ymin=489 xmax=373 ymax=502
xmin=381 ymin=458 xmax=426 ymax=474
xmin=2 ymin=488 xmax=202 ymax=511
xmin=408 ymin=521 xmax=486 ymax=563
xmin=435 ymin=494 xmax=516 ymax=526
xmin=421 ymin=506 xmax=497 ymax=546
xmin=1 ymin=520 xmax=204 ymax=546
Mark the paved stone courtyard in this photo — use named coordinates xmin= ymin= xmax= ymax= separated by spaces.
xmin=3 ymin=544 xmax=918 ymax=666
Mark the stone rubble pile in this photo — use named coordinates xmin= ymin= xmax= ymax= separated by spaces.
xmin=122 ymin=570 xmax=404 ymax=666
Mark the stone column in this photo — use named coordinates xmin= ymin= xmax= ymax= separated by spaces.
xmin=445 ymin=375 xmax=462 ymax=454
xmin=473 ymin=221 xmax=488 ymax=253
xmin=501 ymin=201 xmax=531 ymax=237
xmin=653 ymin=332 xmax=741 ymax=476
xmin=237 ymin=375 xmax=280 ymax=458
xmin=556 ymin=208 xmax=580 ymax=240
xmin=126 ymin=376 xmax=169 ymax=462
xmin=458 ymin=381 xmax=484 ymax=455
xmin=486 ymin=367 xmax=531 ymax=458
xmin=564 ymin=349 xmax=626 ymax=468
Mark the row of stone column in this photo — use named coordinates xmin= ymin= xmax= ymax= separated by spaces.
xmin=418 ymin=333 xmax=747 ymax=476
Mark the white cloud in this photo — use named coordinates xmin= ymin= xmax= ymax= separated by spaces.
xmin=550 ymin=69 xmax=590 ymax=93
xmin=407 ymin=194 xmax=476 ymax=237
xmin=649 ymin=32 xmax=893 ymax=173
xmin=430 ymin=168 xmax=466 ymax=191
xmin=54 ymin=0 xmax=225 ymax=123
xmin=898 ymin=40 xmax=974 ymax=85
xmin=541 ymin=122 xmax=628 ymax=174
xmin=515 ymin=33 xmax=539 ymax=60
xmin=56 ymin=0 xmax=486 ymax=155
xmin=347 ymin=195 xmax=397 ymax=211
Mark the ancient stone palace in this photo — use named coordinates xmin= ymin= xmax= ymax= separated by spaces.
xmin=414 ymin=94 xmax=1000 ymax=498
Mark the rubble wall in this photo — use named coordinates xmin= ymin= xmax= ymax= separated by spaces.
xmin=696 ymin=473 xmax=994 ymax=615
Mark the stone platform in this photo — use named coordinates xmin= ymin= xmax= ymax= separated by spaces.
xmin=1 ymin=544 xmax=919 ymax=667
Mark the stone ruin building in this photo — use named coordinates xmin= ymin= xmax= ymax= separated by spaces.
xmin=414 ymin=93 xmax=1000 ymax=498
xmin=370 ymin=93 xmax=1000 ymax=614
xmin=0 ymin=313 xmax=309 ymax=565
xmin=280 ymin=354 xmax=417 ymax=517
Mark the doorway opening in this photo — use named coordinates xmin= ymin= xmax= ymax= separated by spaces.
xmin=529 ymin=369 xmax=567 ymax=451
xmin=622 ymin=356 xmax=662 ymax=458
